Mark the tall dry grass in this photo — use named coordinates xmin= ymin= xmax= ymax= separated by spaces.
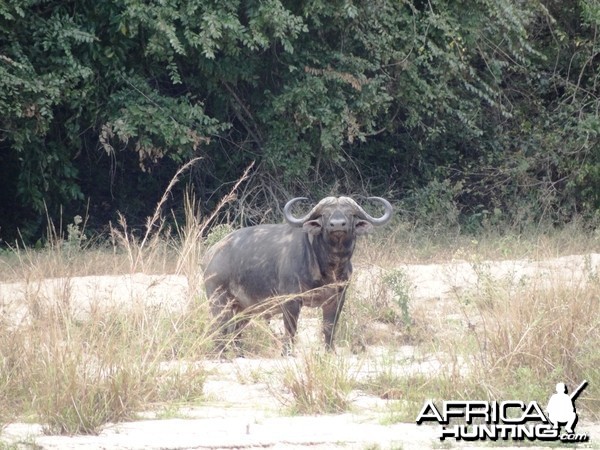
xmin=374 ymin=259 xmax=600 ymax=423
xmin=357 ymin=216 xmax=600 ymax=264
xmin=467 ymin=270 xmax=600 ymax=417
xmin=0 ymin=270 xmax=213 ymax=434
xmin=347 ymin=229 xmax=599 ymax=423
xmin=0 ymin=159 xmax=254 ymax=434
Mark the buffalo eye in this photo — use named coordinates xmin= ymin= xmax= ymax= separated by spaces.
xmin=302 ymin=219 xmax=323 ymax=235
xmin=354 ymin=220 xmax=373 ymax=235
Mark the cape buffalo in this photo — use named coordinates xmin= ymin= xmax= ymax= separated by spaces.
xmin=202 ymin=196 xmax=393 ymax=354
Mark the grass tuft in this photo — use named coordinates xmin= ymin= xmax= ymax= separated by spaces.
xmin=271 ymin=348 xmax=357 ymax=415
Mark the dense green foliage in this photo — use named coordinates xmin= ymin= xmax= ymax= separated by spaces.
xmin=1 ymin=0 xmax=598 ymax=243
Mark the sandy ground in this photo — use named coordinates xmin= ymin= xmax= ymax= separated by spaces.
xmin=1 ymin=254 xmax=599 ymax=449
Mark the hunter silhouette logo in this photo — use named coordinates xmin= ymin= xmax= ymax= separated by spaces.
xmin=547 ymin=380 xmax=587 ymax=435
xmin=416 ymin=380 xmax=590 ymax=443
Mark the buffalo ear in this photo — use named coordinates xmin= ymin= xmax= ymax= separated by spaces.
xmin=302 ymin=220 xmax=323 ymax=235
xmin=355 ymin=220 xmax=373 ymax=235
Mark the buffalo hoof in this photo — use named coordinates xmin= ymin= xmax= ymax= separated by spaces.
xmin=281 ymin=340 xmax=296 ymax=357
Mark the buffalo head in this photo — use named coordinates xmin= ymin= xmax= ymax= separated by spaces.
xmin=283 ymin=196 xmax=393 ymax=241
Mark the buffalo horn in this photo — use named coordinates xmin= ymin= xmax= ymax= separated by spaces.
xmin=283 ymin=197 xmax=311 ymax=226
xmin=355 ymin=197 xmax=393 ymax=226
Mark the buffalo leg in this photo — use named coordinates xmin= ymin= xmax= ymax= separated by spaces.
xmin=281 ymin=299 xmax=302 ymax=356
xmin=209 ymin=288 xmax=242 ymax=356
xmin=322 ymin=289 xmax=347 ymax=350
xmin=231 ymin=316 xmax=249 ymax=357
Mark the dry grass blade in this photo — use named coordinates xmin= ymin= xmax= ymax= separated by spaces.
xmin=176 ymin=161 xmax=255 ymax=277
xmin=132 ymin=157 xmax=203 ymax=272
